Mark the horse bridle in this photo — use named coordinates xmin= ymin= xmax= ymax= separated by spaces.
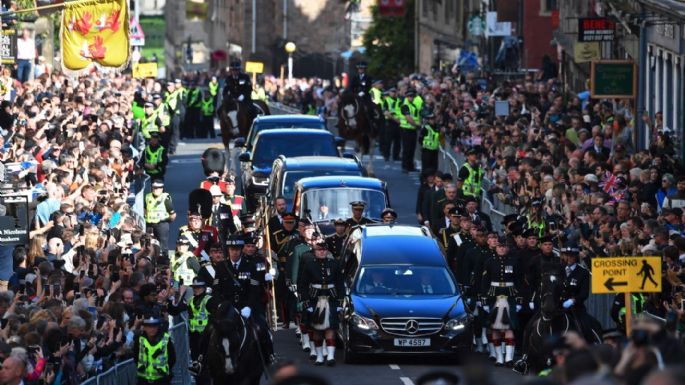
xmin=535 ymin=312 xmax=570 ymax=338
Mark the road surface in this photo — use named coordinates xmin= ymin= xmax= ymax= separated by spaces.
xmin=163 ymin=109 xmax=523 ymax=385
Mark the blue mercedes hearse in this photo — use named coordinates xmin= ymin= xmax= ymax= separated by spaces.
xmin=339 ymin=225 xmax=472 ymax=363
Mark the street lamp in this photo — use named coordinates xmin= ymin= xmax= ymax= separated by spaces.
xmin=285 ymin=41 xmax=296 ymax=85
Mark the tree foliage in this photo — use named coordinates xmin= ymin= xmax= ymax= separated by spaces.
xmin=362 ymin=0 xmax=414 ymax=81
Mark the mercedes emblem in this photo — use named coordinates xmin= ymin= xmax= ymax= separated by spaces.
xmin=405 ymin=319 xmax=419 ymax=334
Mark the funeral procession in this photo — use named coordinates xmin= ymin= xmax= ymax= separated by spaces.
xmin=2 ymin=0 xmax=685 ymax=385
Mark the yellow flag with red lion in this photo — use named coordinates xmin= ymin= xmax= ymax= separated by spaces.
xmin=61 ymin=0 xmax=130 ymax=71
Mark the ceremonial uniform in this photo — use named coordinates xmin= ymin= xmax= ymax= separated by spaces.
xmin=209 ymin=200 xmax=238 ymax=246
xmin=439 ymin=224 xmax=460 ymax=251
xmin=449 ymin=229 xmax=474 ymax=286
xmin=325 ymin=233 xmax=346 ymax=259
xmin=560 ymin=263 xmax=590 ymax=313
xmin=271 ymin=221 xmax=298 ymax=326
xmin=177 ymin=224 xmax=219 ymax=261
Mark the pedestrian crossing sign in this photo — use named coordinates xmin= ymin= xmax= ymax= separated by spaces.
xmin=591 ymin=256 xmax=661 ymax=294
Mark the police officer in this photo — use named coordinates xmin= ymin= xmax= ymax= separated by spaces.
xmin=184 ymin=82 xmax=203 ymax=139
xmin=459 ymin=148 xmax=483 ymax=198
xmin=480 ymin=236 xmax=522 ymax=367
xmin=419 ymin=110 xmax=440 ymax=172
xmin=164 ymin=80 xmax=184 ymax=155
xmin=300 ymin=240 xmax=344 ymax=366
xmin=167 ymin=277 xmax=219 ymax=378
xmin=208 ymin=76 xmax=220 ymax=104
xmin=170 ymin=238 xmax=199 ymax=297
xmin=382 ymin=87 xmax=402 ymax=161
xmin=134 ymin=316 xmax=176 ymax=385
xmin=152 ymin=93 xmax=171 ymax=147
xmin=346 ymin=201 xmax=373 ymax=231
xmin=348 ymin=62 xmax=374 ymax=120
xmin=200 ymin=89 xmax=216 ymax=139
xmin=399 ymin=90 xmax=421 ymax=173
xmin=326 ymin=218 xmax=348 ymax=259
xmin=145 ymin=179 xmax=176 ymax=255
xmin=208 ymin=185 xmax=238 ymax=246
xmin=271 ymin=213 xmax=298 ymax=328
xmin=140 ymin=101 xmax=163 ymax=140
xmin=138 ymin=131 xmax=168 ymax=179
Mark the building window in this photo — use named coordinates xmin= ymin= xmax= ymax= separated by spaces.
xmin=540 ymin=0 xmax=558 ymax=16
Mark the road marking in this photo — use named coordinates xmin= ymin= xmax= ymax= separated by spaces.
xmin=389 ymin=364 xmax=400 ymax=370
xmin=400 ymin=377 xmax=414 ymax=385
xmin=170 ymin=158 xmax=200 ymax=164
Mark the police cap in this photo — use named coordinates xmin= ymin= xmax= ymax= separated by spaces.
xmin=381 ymin=208 xmax=398 ymax=220
xmin=350 ymin=201 xmax=366 ymax=209
xmin=190 ymin=277 xmax=207 ymax=287
xmin=334 ymin=218 xmax=346 ymax=226
xmin=226 ymin=234 xmax=245 ymax=248
xmin=142 ymin=316 xmax=161 ymax=326
xmin=152 ymin=179 xmax=164 ymax=188
xmin=539 ymin=234 xmax=555 ymax=244
xmin=229 ymin=60 xmax=242 ymax=69
xmin=149 ymin=131 xmax=161 ymax=137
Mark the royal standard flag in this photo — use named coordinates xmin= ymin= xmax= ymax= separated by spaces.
xmin=61 ymin=0 xmax=130 ymax=71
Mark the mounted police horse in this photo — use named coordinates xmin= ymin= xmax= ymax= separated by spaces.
xmin=514 ymin=272 xmax=602 ymax=375
xmin=204 ymin=301 xmax=264 ymax=385
xmin=218 ymin=97 xmax=271 ymax=149
xmin=337 ymin=90 xmax=382 ymax=176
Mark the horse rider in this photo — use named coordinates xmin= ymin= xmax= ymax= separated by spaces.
xmin=300 ymin=239 xmax=344 ymax=366
xmin=347 ymin=61 xmax=377 ymax=124
xmin=134 ymin=316 xmax=176 ymax=385
xmin=167 ymin=277 xmax=220 ymax=379
xmin=271 ymin=212 xmax=299 ymax=328
xmin=241 ymin=234 xmax=276 ymax=364
xmin=225 ymin=234 xmax=262 ymax=327
xmin=528 ymin=234 xmax=564 ymax=311
xmin=208 ymin=185 xmax=238 ymax=247
xmin=223 ymin=60 xmax=257 ymax=131
xmin=459 ymin=148 xmax=484 ymax=199
xmin=346 ymin=201 xmax=373 ymax=233
xmin=481 ymin=236 xmax=522 ymax=367
xmin=559 ymin=243 xmax=600 ymax=343
xmin=138 ymin=130 xmax=169 ymax=180
xmin=325 ymin=218 xmax=348 ymax=259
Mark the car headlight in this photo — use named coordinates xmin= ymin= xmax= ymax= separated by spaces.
xmin=445 ymin=314 xmax=471 ymax=332
xmin=250 ymin=176 xmax=269 ymax=187
xmin=351 ymin=313 xmax=378 ymax=330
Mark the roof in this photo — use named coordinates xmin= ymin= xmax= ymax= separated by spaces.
xmin=254 ymin=114 xmax=325 ymax=124
xmin=296 ymin=176 xmax=385 ymax=191
xmin=281 ymin=156 xmax=362 ymax=171
xmin=358 ymin=225 xmax=445 ymax=266
xmin=255 ymin=128 xmax=334 ymax=138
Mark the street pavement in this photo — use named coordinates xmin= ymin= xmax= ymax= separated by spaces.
xmin=164 ymin=112 xmax=523 ymax=385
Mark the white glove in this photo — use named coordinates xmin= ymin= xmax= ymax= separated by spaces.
xmin=476 ymin=301 xmax=482 ymax=307
xmin=238 ymin=95 xmax=245 ymax=102
xmin=482 ymin=305 xmax=490 ymax=313
xmin=240 ymin=307 xmax=251 ymax=319
xmin=357 ymin=91 xmax=365 ymax=97
xmin=516 ymin=305 xmax=522 ymax=312
xmin=264 ymin=273 xmax=273 ymax=281
xmin=529 ymin=302 xmax=535 ymax=310
xmin=466 ymin=298 xmax=472 ymax=305
xmin=306 ymin=307 xmax=314 ymax=313
xmin=562 ymin=299 xmax=574 ymax=309
xmin=200 ymin=250 xmax=210 ymax=262
xmin=336 ymin=307 xmax=343 ymax=313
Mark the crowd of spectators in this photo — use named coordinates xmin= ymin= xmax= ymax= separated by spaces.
xmin=0 ymin=68 xmax=181 ymax=385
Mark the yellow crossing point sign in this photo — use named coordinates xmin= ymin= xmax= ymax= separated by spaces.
xmin=591 ymin=256 xmax=661 ymax=294
xmin=245 ymin=61 xmax=264 ymax=74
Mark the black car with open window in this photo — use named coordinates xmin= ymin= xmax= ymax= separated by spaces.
xmin=339 ymin=225 xmax=472 ymax=362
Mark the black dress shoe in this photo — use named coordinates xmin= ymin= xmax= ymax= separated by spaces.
xmin=326 ymin=358 xmax=336 ymax=367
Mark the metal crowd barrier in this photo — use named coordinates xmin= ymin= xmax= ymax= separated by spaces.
xmin=78 ymin=322 xmax=191 ymax=385
xmin=437 ymin=144 xmax=616 ymax=330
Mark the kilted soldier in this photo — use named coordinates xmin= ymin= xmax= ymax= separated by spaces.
xmin=300 ymin=240 xmax=344 ymax=366
xmin=285 ymin=219 xmax=317 ymax=354
xmin=271 ymin=212 xmax=298 ymax=327
xmin=480 ymin=236 xmax=522 ymax=366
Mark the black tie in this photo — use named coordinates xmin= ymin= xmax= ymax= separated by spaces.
xmin=233 ymin=262 xmax=238 ymax=270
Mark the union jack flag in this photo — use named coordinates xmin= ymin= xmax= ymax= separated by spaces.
xmin=600 ymin=171 xmax=626 ymax=203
